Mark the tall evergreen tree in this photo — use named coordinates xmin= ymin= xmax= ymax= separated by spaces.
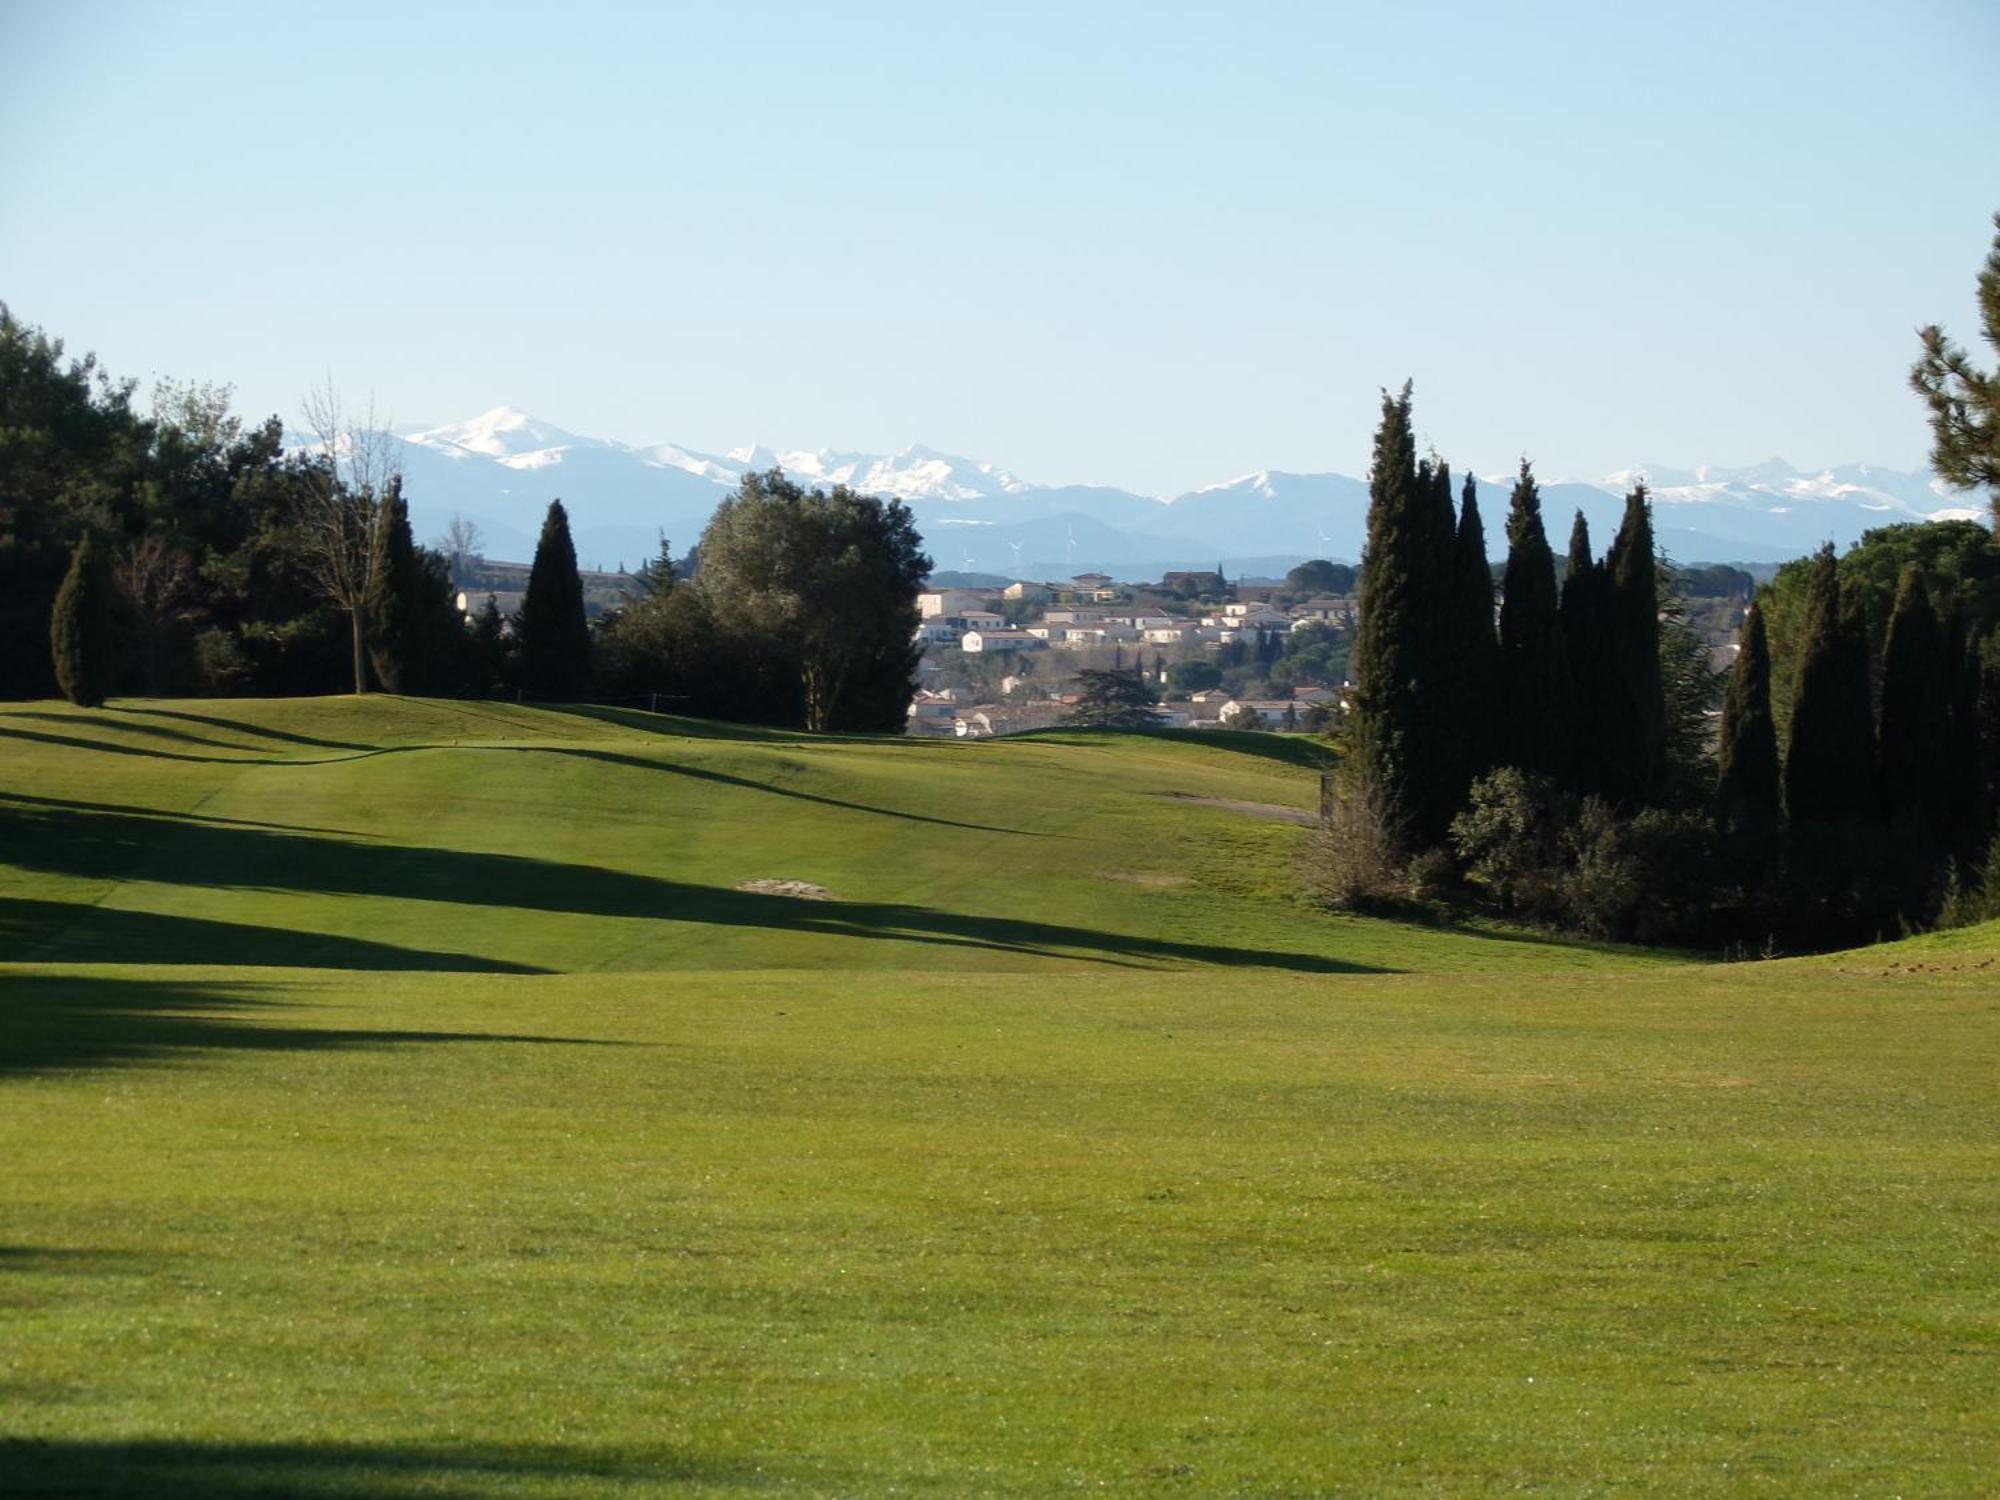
xmin=1975 ymin=627 xmax=2000 ymax=852
xmin=1877 ymin=565 xmax=1953 ymax=841
xmin=1784 ymin=545 xmax=1876 ymax=827
xmin=1496 ymin=460 xmax=1571 ymax=778
xmin=50 ymin=532 xmax=113 ymax=707
xmin=517 ymin=498 xmax=592 ymax=700
xmin=1450 ymin=471 xmax=1500 ymax=796
xmin=1062 ymin=668 xmax=1159 ymax=728
xmin=1910 ymin=211 xmax=2000 ymax=531
xmin=1350 ymin=383 xmax=1445 ymax=850
xmin=632 ymin=533 xmax=676 ymax=598
xmin=1600 ymin=486 xmax=1666 ymax=805
xmin=1942 ymin=618 xmax=1991 ymax=862
xmin=1715 ymin=602 xmax=1781 ymax=820
xmin=367 ymin=481 xmax=423 ymax=693
xmin=469 ymin=593 xmax=510 ymax=697
xmin=1559 ymin=510 xmax=1608 ymax=792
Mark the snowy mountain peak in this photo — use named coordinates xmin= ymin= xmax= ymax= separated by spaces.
xmin=1190 ymin=471 xmax=1279 ymax=500
xmin=371 ymin=407 xmax=1951 ymax=576
xmin=726 ymin=443 xmax=781 ymax=469
xmin=407 ymin=406 xmax=597 ymax=462
xmin=1700 ymin=457 xmax=1798 ymax=486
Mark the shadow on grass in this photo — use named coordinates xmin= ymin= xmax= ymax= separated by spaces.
xmin=0 ymin=802 xmax=1380 ymax=976
xmin=546 ymin=701 xmax=927 ymax=748
xmin=0 ymin=972 xmax=624 ymax=1078
xmin=0 ymin=711 xmax=274 ymax=754
xmin=0 ymin=791 xmax=363 ymax=837
xmin=0 ymin=724 xmax=392 ymax=768
xmin=538 ymin=746 xmax=1046 ymax=836
xmin=0 ymin=1436 xmax=770 ymax=1497
xmin=0 ymin=898 xmax=549 ymax=973
xmin=1012 ymin=725 xmax=1337 ymax=770
xmin=0 ymin=1245 xmax=158 ymax=1274
xmin=0 ymin=731 xmax=1044 ymax=837
xmin=3 ymin=744 xmax=1048 ymax=848
xmin=117 ymin=705 xmax=375 ymax=751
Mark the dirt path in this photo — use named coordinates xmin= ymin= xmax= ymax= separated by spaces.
xmin=1153 ymin=791 xmax=1319 ymax=826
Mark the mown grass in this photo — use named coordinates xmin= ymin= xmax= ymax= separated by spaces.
xmin=2 ymin=698 xmax=1994 ymax=1496
xmin=0 ymin=699 xmax=1657 ymax=977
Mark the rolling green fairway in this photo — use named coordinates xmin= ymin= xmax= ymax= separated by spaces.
xmin=3 ymin=700 xmax=1995 ymax=1496
xmin=0 ymin=699 xmax=1660 ymax=978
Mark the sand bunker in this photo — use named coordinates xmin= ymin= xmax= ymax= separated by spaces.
xmin=734 ymin=878 xmax=834 ymax=901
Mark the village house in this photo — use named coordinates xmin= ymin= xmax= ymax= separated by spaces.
xmin=1218 ymin=602 xmax=1292 ymax=630
xmin=1219 ymin=698 xmax=1306 ymax=730
xmin=1232 ymin=582 xmax=1287 ymax=604
xmin=960 ymin=629 xmax=1042 ymax=654
xmin=906 ymin=698 xmax=959 ymax=736
xmin=952 ymin=709 xmax=997 ymax=738
xmin=918 ymin=588 xmax=999 ymax=619
xmin=1290 ymin=596 xmax=1357 ymax=627
xmin=1053 ymin=624 xmax=1141 ymax=651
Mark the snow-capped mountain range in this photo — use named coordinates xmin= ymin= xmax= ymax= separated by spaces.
xmin=360 ymin=406 xmax=1978 ymax=579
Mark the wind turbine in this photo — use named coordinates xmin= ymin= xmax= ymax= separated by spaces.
xmin=1065 ymin=525 xmax=1076 ymax=571
xmin=1006 ymin=538 xmax=1025 ymax=575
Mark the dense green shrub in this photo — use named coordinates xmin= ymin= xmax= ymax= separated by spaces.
xmin=50 ymin=533 xmax=114 ymax=706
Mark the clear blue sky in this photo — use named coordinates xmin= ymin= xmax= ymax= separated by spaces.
xmin=4 ymin=0 xmax=1997 ymax=495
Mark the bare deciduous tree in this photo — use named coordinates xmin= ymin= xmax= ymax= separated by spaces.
xmin=292 ymin=380 xmax=400 ymax=693
xmin=113 ymin=534 xmax=203 ymax=693
xmin=435 ymin=513 xmax=485 ymax=580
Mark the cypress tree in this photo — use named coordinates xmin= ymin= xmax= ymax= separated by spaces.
xmin=1496 ymin=460 xmax=1571 ymax=778
xmin=1784 ymin=545 xmax=1876 ymax=827
xmin=367 ymin=481 xmax=423 ymax=694
xmin=1450 ymin=471 xmax=1500 ymax=796
xmin=1877 ymin=565 xmax=1953 ymax=841
xmin=1976 ymin=627 xmax=2000 ymax=851
xmin=1715 ymin=602 xmax=1781 ymax=821
xmin=1942 ymin=618 xmax=1993 ymax=861
xmin=1418 ymin=457 xmax=1459 ymax=590
xmin=1350 ymin=382 xmax=1431 ymax=852
xmin=1600 ymin=485 xmax=1665 ymax=805
xmin=50 ymin=532 xmax=113 ymax=707
xmin=1559 ymin=510 xmax=1608 ymax=793
xmin=470 ymin=593 xmax=510 ymax=697
xmin=517 ymin=498 xmax=592 ymax=700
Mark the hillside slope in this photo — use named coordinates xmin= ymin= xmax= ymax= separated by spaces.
xmin=0 ymin=697 xmax=1659 ymax=977
xmin=4 ymin=699 xmax=1995 ymax=1496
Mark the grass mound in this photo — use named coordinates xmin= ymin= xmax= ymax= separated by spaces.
xmin=3 ymin=697 xmax=1993 ymax=1496
xmin=0 ymin=697 xmax=1652 ymax=976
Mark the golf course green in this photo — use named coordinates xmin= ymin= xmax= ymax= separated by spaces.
xmin=3 ymin=698 xmax=1993 ymax=1496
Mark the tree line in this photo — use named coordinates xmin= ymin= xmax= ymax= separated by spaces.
xmin=1328 ymin=214 xmax=2000 ymax=949
xmin=1331 ymin=399 xmax=1999 ymax=949
xmin=2 ymin=305 xmax=928 ymax=732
